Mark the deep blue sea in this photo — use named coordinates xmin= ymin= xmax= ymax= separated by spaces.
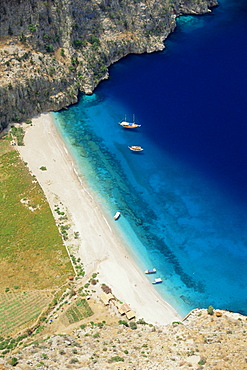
xmin=53 ymin=0 xmax=247 ymax=316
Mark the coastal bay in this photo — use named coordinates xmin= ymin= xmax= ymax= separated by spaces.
xmin=51 ymin=0 xmax=247 ymax=316
xmin=17 ymin=113 xmax=180 ymax=326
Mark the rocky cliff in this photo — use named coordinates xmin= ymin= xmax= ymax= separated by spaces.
xmin=0 ymin=0 xmax=217 ymax=131
xmin=0 ymin=306 xmax=247 ymax=369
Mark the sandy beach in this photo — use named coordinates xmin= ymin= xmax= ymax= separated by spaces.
xmin=17 ymin=112 xmax=181 ymax=326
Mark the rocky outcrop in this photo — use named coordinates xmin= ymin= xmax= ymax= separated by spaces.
xmin=0 ymin=308 xmax=246 ymax=369
xmin=0 ymin=0 xmax=218 ymax=131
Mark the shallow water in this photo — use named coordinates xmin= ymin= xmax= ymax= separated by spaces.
xmin=53 ymin=0 xmax=247 ymax=316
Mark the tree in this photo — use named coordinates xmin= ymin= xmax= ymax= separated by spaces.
xmin=11 ymin=357 xmax=18 ymax=366
xmin=207 ymin=305 xmax=214 ymax=315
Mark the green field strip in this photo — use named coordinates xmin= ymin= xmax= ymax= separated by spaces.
xmin=0 ymin=291 xmax=51 ymax=335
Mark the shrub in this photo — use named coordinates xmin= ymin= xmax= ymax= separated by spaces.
xmin=11 ymin=357 xmax=18 ymax=366
xmin=40 ymin=166 xmax=47 ymax=171
xmin=36 ymin=326 xmax=44 ymax=334
xmin=108 ymin=356 xmax=124 ymax=363
xmin=20 ymin=33 xmax=26 ymax=42
xmin=73 ymin=39 xmax=83 ymax=49
xmin=137 ymin=318 xmax=147 ymax=325
xmin=45 ymin=44 xmax=54 ymax=53
xmin=118 ymin=320 xmax=128 ymax=327
xmin=129 ymin=321 xmax=137 ymax=330
xmin=12 ymin=116 xmax=21 ymax=123
xmin=198 ymin=358 xmax=206 ymax=365
xmin=207 ymin=306 xmax=214 ymax=315
xmin=28 ymin=24 xmax=36 ymax=32
xmin=172 ymin=321 xmax=182 ymax=326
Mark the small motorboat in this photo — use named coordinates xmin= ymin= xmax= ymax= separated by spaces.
xmin=128 ymin=146 xmax=144 ymax=152
xmin=152 ymin=278 xmax=162 ymax=284
xmin=114 ymin=211 xmax=121 ymax=220
xmin=145 ymin=268 xmax=156 ymax=274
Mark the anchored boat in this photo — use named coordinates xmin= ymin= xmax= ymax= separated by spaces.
xmin=128 ymin=146 xmax=144 ymax=152
xmin=152 ymin=278 xmax=162 ymax=284
xmin=114 ymin=211 xmax=121 ymax=220
xmin=145 ymin=268 xmax=156 ymax=274
xmin=118 ymin=115 xmax=141 ymax=129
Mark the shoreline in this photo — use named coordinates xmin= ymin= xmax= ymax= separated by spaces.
xmin=17 ymin=112 xmax=181 ymax=326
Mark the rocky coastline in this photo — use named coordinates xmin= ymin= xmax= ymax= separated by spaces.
xmin=0 ymin=0 xmax=217 ymax=131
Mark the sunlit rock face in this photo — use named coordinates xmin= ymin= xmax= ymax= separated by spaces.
xmin=0 ymin=0 xmax=217 ymax=130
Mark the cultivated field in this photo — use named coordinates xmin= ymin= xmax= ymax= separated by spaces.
xmin=0 ymin=291 xmax=51 ymax=335
xmin=0 ymin=133 xmax=74 ymax=334
xmin=65 ymin=299 xmax=94 ymax=324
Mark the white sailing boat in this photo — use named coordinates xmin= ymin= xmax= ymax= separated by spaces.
xmin=118 ymin=115 xmax=141 ymax=129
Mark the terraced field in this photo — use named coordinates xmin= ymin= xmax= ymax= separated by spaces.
xmin=65 ymin=299 xmax=94 ymax=324
xmin=0 ymin=291 xmax=51 ymax=335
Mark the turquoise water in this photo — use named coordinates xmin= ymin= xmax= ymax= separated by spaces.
xmin=53 ymin=0 xmax=247 ymax=316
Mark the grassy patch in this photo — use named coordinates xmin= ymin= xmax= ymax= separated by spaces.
xmin=0 ymin=291 xmax=50 ymax=335
xmin=65 ymin=299 xmax=94 ymax=324
xmin=0 ymin=139 xmax=73 ymax=293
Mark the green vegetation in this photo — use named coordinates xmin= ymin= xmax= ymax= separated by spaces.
xmin=0 ymin=333 xmax=27 ymax=355
xmin=207 ymin=306 xmax=214 ymax=315
xmin=65 ymin=299 xmax=93 ymax=324
xmin=10 ymin=357 xmax=18 ymax=366
xmin=109 ymin=356 xmax=124 ymax=363
xmin=73 ymin=39 xmax=86 ymax=49
xmin=0 ymin=292 xmax=50 ymax=335
xmin=129 ymin=321 xmax=137 ymax=330
xmin=10 ymin=126 xmax=24 ymax=145
xmin=28 ymin=24 xmax=37 ymax=33
xmin=0 ymin=137 xmax=73 ymax=294
xmin=118 ymin=320 xmax=128 ymax=327
xmin=198 ymin=358 xmax=207 ymax=365
xmin=45 ymin=44 xmax=54 ymax=53
xmin=70 ymin=254 xmax=85 ymax=277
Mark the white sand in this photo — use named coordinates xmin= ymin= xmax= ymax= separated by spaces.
xmin=17 ymin=113 xmax=181 ymax=326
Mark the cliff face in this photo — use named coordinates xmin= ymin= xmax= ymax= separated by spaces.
xmin=0 ymin=308 xmax=247 ymax=369
xmin=0 ymin=0 xmax=217 ymax=130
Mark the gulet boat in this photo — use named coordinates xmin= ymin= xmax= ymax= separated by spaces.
xmin=118 ymin=115 xmax=141 ymax=129
xmin=128 ymin=146 xmax=144 ymax=152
